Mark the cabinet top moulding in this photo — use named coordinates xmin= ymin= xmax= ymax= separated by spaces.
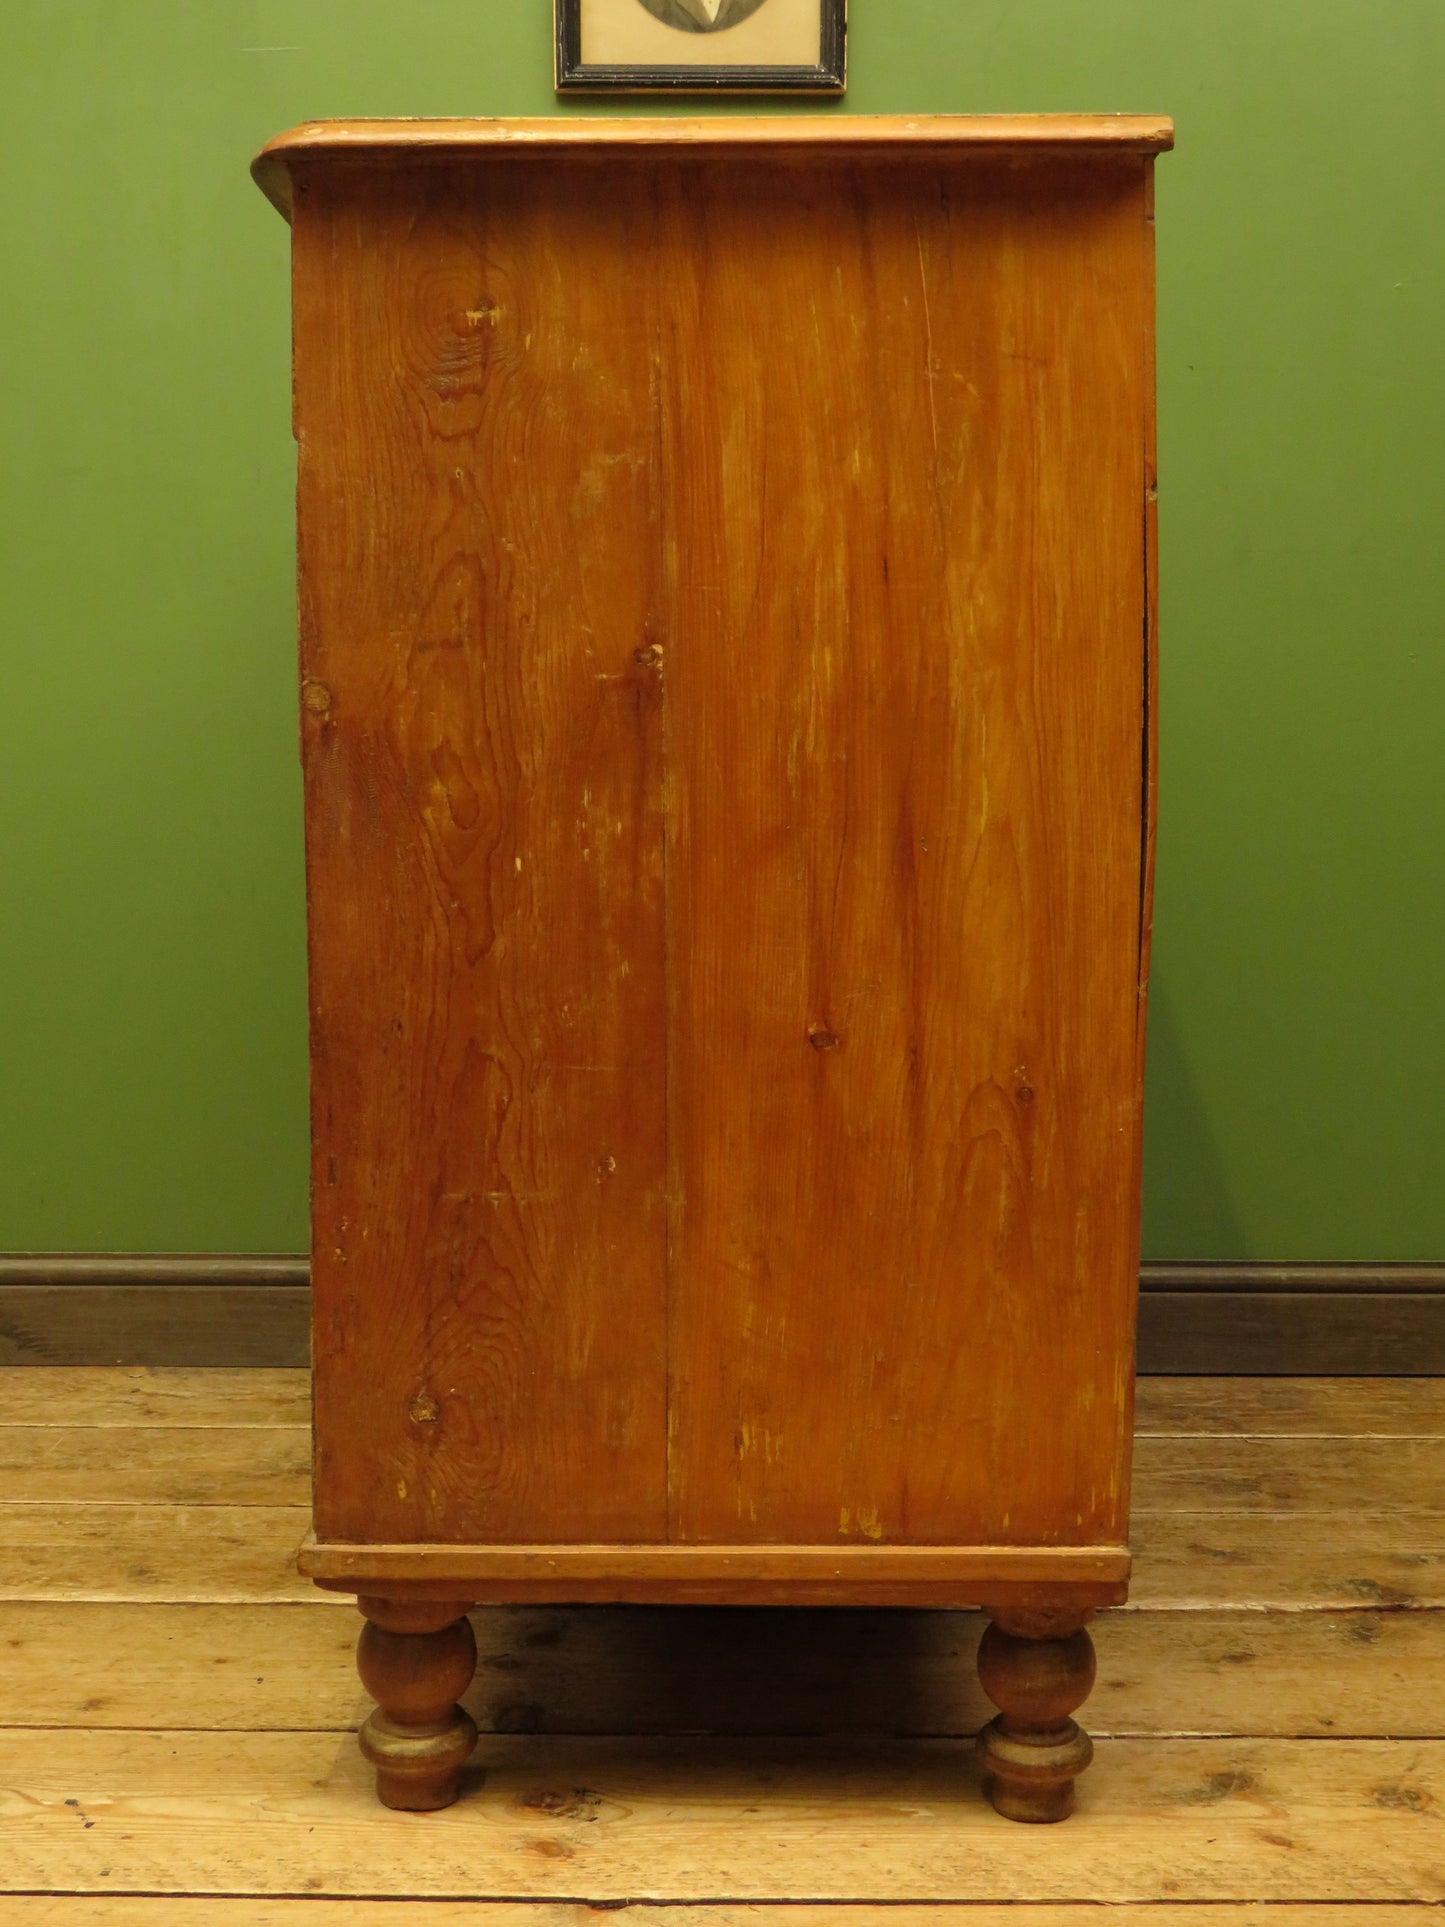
xmin=251 ymin=113 xmax=1175 ymax=219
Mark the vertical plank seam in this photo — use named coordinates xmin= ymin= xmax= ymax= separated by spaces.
xmin=656 ymin=179 xmax=677 ymax=1546
xmin=1136 ymin=155 xmax=1159 ymax=1023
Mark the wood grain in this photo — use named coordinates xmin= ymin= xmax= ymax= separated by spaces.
xmin=1133 ymin=1374 xmax=1445 ymax=1435
xmin=6 ymin=1598 xmax=1444 ymax=1738
xmin=0 ymin=1426 xmax=308 ymax=1505
xmin=8 ymin=1502 xmax=1439 ymax=1607
xmin=654 ymin=155 xmax=1151 ymax=1549
xmin=1132 ymin=1434 xmax=1445 ymax=1511
xmin=294 ymin=159 xmax=671 ymax=1547
xmin=12 ymin=1269 xmax=1442 ymax=1374
xmin=1139 ymin=1289 xmax=1445 ymax=1375
xmin=1129 ymin=1512 xmax=1445 ymax=1610
xmin=0 ymin=1424 xmax=1352 ymax=1527
xmin=5 ymin=1371 xmax=1443 ymax=1605
xmin=0 ymin=1504 xmax=317 ymax=1603
xmin=4 ymin=1731 xmax=1442 ymax=1900
xmin=280 ymin=135 xmax=1161 ymax=1581
xmin=253 ymin=115 xmax=1176 ymax=215
xmin=6 ymin=1369 xmax=1445 ymax=1911
xmin=299 ymin=1537 xmax=1130 ymax=1608
xmin=6 ymin=1908 xmax=1438 ymax=1927
xmin=16 ymin=1366 xmax=1445 ymax=1437
xmin=1134 ymin=155 xmax=1158 ymax=1390
xmin=0 ymin=1366 xmax=311 ymax=1428
xmin=0 ymin=1285 xmax=310 ymax=1368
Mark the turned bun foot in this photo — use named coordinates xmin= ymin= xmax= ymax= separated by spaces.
xmin=355 ymin=1596 xmax=479 ymax=1810
xmin=976 ymin=1610 xmax=1097 ymax=1822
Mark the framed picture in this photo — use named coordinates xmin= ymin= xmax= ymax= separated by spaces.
xmin=556 ymin=0 xmax=846 ymax=94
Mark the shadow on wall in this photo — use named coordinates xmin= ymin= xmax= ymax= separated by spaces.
xmin=1141 ymin=970 xmax=1248 ymax=1261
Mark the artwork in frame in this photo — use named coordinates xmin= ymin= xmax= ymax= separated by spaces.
xmin=556 ymin=0 xmax=845 ymax=93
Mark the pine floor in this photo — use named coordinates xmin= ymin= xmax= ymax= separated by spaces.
xmin=0 ymin=1370 xmax=1442 ymax=1922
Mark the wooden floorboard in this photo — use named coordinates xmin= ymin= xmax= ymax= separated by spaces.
xmin=1133 ymin=1374 xmax=1445 ymax=1434
xmin=4 ymin=1598 xmax=1444 ymax=1738
xmin=7 ymin=1409 xmax=1445 ymax=1516
xmin=5 ymin=1731 xmax=1444 ymax=1902
xmin=6 ymin=1503 xmax=1444 ymax=1609
xmin=0 ymin=1424 xmax=310 ymax=1505
xmin=0 ymin=1366 xmax=311 ymax=1428
xmin=0 ymin=1370 xmax=1442 ymax=1908
xmin=10 ymin=1424 xmax=1445 ymax=1512
xmin=7 ymin=1909 xmax=1442 ymax=1926
xmin=1127 ymin=1512 xmax=1445 ymax=1609
xmin=0 ymin=1502 xmax=318 ymax=1602
xmin=6 ymin=1365 xmax=1442 ymax=1436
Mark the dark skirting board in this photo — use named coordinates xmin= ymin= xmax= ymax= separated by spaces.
xmin=1 ymin=1257 xmax=1441 ymax=1373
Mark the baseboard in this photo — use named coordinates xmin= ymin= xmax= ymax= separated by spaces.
xmin=0 ymin=1257 xmax=310 ymax=1369
xmin=1136 ymin=1263 xmax=1445 ymax=1374
xmin=1 ymin=1256 xmax=1442 ymax=1374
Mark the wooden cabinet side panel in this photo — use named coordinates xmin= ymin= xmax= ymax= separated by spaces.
xmin=660 ymin=159 xmax=1151 ymax=1548
xmin=292 ymin=164 xmax=669 ymax=1545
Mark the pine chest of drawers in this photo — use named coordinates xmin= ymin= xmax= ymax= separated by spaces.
xmin=253 ymin=111 xmax=1171 ymax=1820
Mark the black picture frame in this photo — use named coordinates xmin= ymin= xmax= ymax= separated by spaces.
xmin=555 ymin=0 xmax=846 ymax=94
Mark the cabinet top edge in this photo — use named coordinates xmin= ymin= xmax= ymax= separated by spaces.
xmin=252 ymin=113 xmax=1174 ymax=219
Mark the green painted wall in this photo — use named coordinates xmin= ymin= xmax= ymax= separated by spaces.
xmin=3 ymin=2 xmax=1441 ymax=1258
